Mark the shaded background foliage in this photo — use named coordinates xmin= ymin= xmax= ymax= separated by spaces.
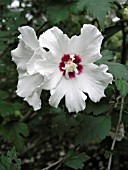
xmin=0 ymin=0 xmax=128 ymax=169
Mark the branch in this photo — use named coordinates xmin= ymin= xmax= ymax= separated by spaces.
xmin=121 ymin=23 xmax=128 ymax=64
xmin=107 ymin=97 xmax=124 ymax=170
xmin=42 ymin=159 xmax=63 ymax=170
xmin=36 ymin=21 xmax=48 ymax=37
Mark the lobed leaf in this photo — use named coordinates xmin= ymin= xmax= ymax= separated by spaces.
xmin=85 ymin=100 xmax=111 ymax=115
xmin=0 ymin=122 xmax=29 ymax=151
xmin=76 ymin=115 xmax=111 ymax=145
xmin=77 ymin=0 xmax=113 ymax=29
xmin=0 ymin=147 xmax=21 ymax=170
xmin=46 ymin=1 xmax=78 ymax=24
xmin=105 ymin=62 xmax=128 ymax=80
xmin=115 ymin=79 xmax=128 ymax=97
xmin=0 ymin=101 xmax=14 ymax=117
xmin=64 ymin=151 xmax=90 ymax=170
xmin=52 ymin=107 xmax=78 ymax=139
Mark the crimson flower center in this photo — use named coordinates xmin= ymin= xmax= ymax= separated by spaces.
xmin=59 ymin=54 xmax=83 ymax=79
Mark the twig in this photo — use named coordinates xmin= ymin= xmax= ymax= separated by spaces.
xmin=42 ymin=159 xmax=63 ymax=170
xmin=121 ymin=22 xmax=128 ymax=64
xmin=107 ymin=103 xmax=115 ymax=116
xmin=36 ymin=21 xmax=48 ymax=37
xmin=55 ymin=161 xmax=63 ymax=170
xmin=107 ymin=97 xmax=124 ymax=170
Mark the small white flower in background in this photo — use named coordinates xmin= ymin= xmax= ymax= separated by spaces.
xmin=123 ymin=7 xmax=128 ymax=20
xmin=110 ymin=123 xmax=125 ymax=141
xmin=35 ymin=24 xmax=113 ymax=113
xmin=11 ymin=26 xmax=44 ymax=110
xmin=116 ymin=0 xmax=127 ymax=4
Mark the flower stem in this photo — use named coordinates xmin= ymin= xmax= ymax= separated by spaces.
xmin=107 ymin=97 xmax=124 ymax=170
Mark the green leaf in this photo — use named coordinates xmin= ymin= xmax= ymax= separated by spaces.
xmin=97 ymin=58 xmax=128 ymax=80
xmin=7 ymin=147 xmax=16 ymax=161
xmin=0 ymin=147 xmax=21 ymax=170
xmin=10 ymin=164 xmax=17 ymax=170
xmin=115 ymin=79 xmax=128 ymax=97
xmin=64 ymin=151 xmax=90 ymax=170
xmin=66 ymin=116 xmax=78 ymax=131
xmin=15 ymin=159 xmax=21 ymax=170
xmin=0 ymin=122 xmax=29 ymax=151
xmin=53 ymin=109 xmax=67 ymax=138
xmin=0 ymin=31 xmax=11 ymax=38
xmin=0 ymin=164 xmax=5 ymax=170
xmin=96 ymin=50 xmax=114 ymax=66
xmin=105 ymin=62 xmax=128 ymax=80
xmin=100 ymin=50 xmax=114 ymax=61
xmin=47 ymin=1 xmax=78 ymax=24
xmin=76 ymin=115 xmax=111 ymax=145
xmin=0 ymin=101 xmax=24 ymax=118
xmin=4 ymin=11 xmax=21 ymax=19
xmin=77 ymin=0 xmax=113 ymax=29
xmin=0 ymin=90 xmax=9 ymax=99
xmin=13 ymin=102 xmax=25 ymax=111
xmin=85 ymin=100 xmax=111 ymax=115
xmin=0 ymin=155 xmax=11 ymax=169
xmin=52 ymin=107 xmax=77 ymax=138
xmin=0 ymin=101 xmax=14 ymax=117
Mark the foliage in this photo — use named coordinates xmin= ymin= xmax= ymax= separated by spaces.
xmin=0 ymin=0 xmax=128 ymax=169
xmin=46 ymin=1 xmax=79 ymax=24
xmin=0 ymin=122 xmax=29 ymax=151
xmin=0 ymin=147 xmax=21 ymax=170
xmin=64 ymin=151 xmax=90 ymax=170
xmin=77 ymin=0 xmax=113 ymax=29
xmin=115 ymin=79 xmax=128 ymax=97
xmin=76 ymin=115 xmax=111 ymax=145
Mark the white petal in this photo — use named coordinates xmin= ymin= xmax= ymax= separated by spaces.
xmin=69 ymin=24 xmax=103 ymax=64
xmin=16 ymin=73 xmax=43 ymax=98
xmin=27 ymin=50 xmax=43 ymax=75
xmin=77 ymin=63 xmax=113 ymax=102
xmin=49 ymin=77 xmax=67 ymax=108
xmin=16 ymin=73 xmax=43 ymax=110
xmin=17 ymin=69 xmax=27 ymax=78
xmin=18 ymin=26 xmax=39 ymax=50
xmin=11 ymin=40 xmax=34 ymax=70
xmin=49 ymin=77 xmax=87 ymax=113
xmin=24 ymin=87 xmax=42 ymax=111
xmin=35 ymin=52 xmax=63 ymax=90
xmin=39 ymin=27 xmax=69 ymax=58
xmin=35 ymin=59 xmax=56 ymax=75
xmin=42 ymin=70 xmax=63 ymax=90
xmin=65 ymin=79 xmax=87 ymax=113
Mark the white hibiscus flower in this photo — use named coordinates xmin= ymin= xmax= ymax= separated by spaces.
xmin=11 ymin=26 xmax=44 ymax=110
xmin=35 ymin=24 xmax=113 ymax=113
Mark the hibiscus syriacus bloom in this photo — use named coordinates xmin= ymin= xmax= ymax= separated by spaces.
xmin=11 ymin=26 xmax=44 ymax=110
xmin=35 ymin=24 xmax=113 ymax=113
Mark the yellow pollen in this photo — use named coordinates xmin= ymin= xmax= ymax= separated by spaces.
xmin=69 ymin=63 xmax=76 ymax=72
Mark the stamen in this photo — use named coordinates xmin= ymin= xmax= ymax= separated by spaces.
xmin=70 ymin=54 xmax=75 ymax=61
xmin=59 ymin=54 xmax=83 ymax=79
